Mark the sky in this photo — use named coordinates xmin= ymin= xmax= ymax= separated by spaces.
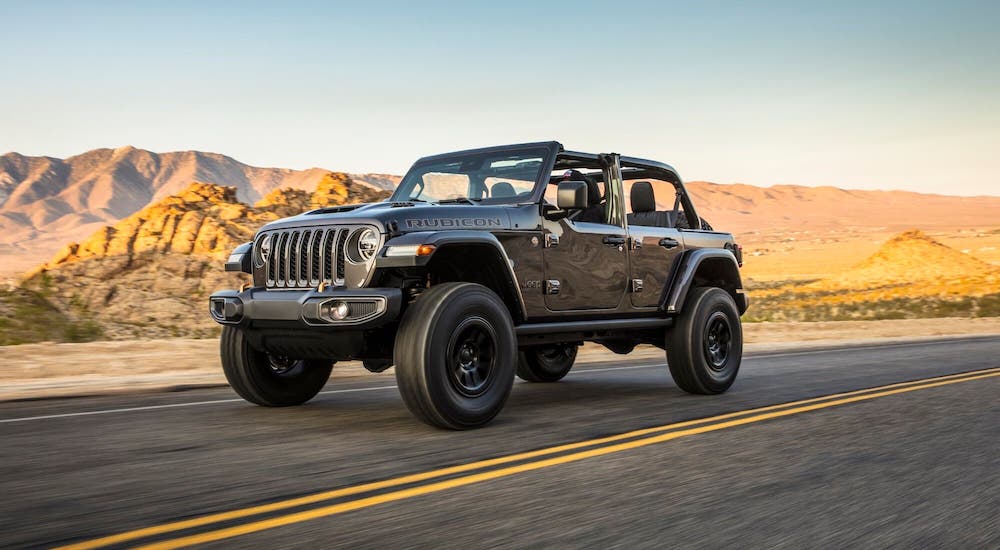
xmin=1 ymin=0 xmax=998 ymax=195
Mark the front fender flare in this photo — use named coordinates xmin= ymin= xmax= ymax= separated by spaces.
xmin=376 ymin=231 xmax=525 ymax=320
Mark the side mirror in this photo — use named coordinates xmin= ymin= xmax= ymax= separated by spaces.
xmin=557 ymin=180 xmax=589 ymax=210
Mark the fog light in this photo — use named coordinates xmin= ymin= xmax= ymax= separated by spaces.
xmin=329 ymin=301 xmax=350 ymax=320
xmin=210 ymin=297 xmax=243 ymax=323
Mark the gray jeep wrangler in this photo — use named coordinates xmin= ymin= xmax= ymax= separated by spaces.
xmin=211 ymin=142 xmax=748 ymax=429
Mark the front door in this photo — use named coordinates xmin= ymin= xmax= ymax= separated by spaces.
xmin=542 ymin=155 xmax=629 ymax=311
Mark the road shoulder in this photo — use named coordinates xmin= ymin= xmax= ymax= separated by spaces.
xmin=1 ymin=317 xmax=997 ymax=401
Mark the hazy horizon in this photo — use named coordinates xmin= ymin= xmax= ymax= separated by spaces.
xmin=2 ymin=0 xmax=998 ymax=196
xmin=5 ymin=143 xmax=1000 ymax=198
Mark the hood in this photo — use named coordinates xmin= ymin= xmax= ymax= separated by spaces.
xmin=257 ymin=201 xmax=519 ymax=234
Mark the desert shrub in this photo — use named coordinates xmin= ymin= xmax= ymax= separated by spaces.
xmin=63 ymin=319 xmax=104 ymax=342
xmin=0 ymin=288 xmax=104 ymax=345
xmin=746 ymin=293 xmax=1000 ymax=322
xmin=744 ymin=278 xmax=819 ymax=291
xmin=972 ymin=294 xmax=1000 ymax=317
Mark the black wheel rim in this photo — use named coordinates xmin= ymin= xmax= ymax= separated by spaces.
xmin=703 ymin=312 xmax=732 ymax=371
xmin=267 ymin=355 xmax=302 ymax=376
xmin=447 ymin=317 xmax=497 ymax=397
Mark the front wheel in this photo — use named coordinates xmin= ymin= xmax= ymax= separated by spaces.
xmin=220 ymin=326 xmax=333 ymax=406
xmin=394 ymin=283 xmax=516 ymax=429
xmin=517 ymin=344 xmax=578 ymax=382
xmin=666 ymin=287 xmax=743 ymax=394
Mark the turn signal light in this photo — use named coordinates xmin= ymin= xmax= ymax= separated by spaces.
xmin=416 ymin=244 xmax=436 ymax=256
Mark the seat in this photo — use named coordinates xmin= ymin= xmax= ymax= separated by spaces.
xmin=627 ymin=181 xmax=676 ymax=228
xmin=491 ymin=181 xmax=516 ymax=198
xmin=563 ymin=170 xmax=605 ymax=223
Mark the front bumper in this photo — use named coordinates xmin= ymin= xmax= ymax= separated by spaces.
xmin=209 ymin=286 xmax=402 ymax=329
xmin=210 ymin=287 xmax=403 ymax=360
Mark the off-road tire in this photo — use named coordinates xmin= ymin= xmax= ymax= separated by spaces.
xmin=221 ymin=326 xmax=333 ymax=406
xmin=666 ymin=287 xmax=742 ymax=394
xmin=517 ymin=344 xmax=578 ymax=382
xmin=394 ymin=283 xmax=516 ymax=429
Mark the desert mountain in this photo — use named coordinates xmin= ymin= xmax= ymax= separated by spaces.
xmin=750 ymin=230 xmax=1000 ymax=321
xmin=816 ymin=230 xmax=1000 ymax=289
xmin=682 ymin=181 xmax=1000 ymax=235
xmin=5 ymin=146 xmax=1000 ymax=279
xmin=23 ymin=176 xmax=389 ymax=339
xmin=0 ymin=147 xmax=399 ymax=274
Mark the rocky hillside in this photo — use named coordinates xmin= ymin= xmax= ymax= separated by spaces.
xmin=0 ymin=147 xmax=397 ymax=274
xmin=748 ymin=230 xmax=1000 ymax=321
xmin=20 ymin=174 xmax=389 ymax=340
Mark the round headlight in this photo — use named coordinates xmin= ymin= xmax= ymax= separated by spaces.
xmin=256 ymin=234 xmax=272 ymax=266
xmin=356 ymin=228 xmax=378 ymax=261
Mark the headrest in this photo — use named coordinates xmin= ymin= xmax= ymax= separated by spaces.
xmin=631 ymin=181 xmax=655 ymax=213
xmin=491 ymin=181 xmax=515 ymax=198
xmin=562 ymin=169 xmax=588 ymax=181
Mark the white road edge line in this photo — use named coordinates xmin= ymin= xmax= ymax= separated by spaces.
xmin=0 ymin=364 xmax=662 ymax=424
xmin=3 ymin=337 xmax=993 ymax=424
xmin=744 ymin=336 xmax=999 ymax=360
xmin=0 ymin=386 xmax=398 ymax=424
xmin=569 ymin=363 xmax=661 ymax=373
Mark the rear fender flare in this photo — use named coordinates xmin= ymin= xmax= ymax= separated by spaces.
xmin=663 ymin=248 xmax=747 ymax=315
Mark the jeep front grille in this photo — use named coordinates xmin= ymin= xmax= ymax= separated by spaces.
xmin=263 ymin=227 xmax=353 ymax=289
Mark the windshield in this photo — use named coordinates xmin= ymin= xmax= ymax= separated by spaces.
xmin=391 ymin=147 xmax=548 ymax=204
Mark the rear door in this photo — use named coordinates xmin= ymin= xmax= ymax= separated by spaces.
xmin=625 ymin=179 xmax=686 ymax=308
xmin=627 ymin=226 xmax=685 ymax=308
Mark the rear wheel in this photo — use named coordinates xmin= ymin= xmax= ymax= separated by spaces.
xmin=394 ymin=283 xmax=517 ymax=429
xmin=517 ymin=344 xmax=578 ymax=382
xmin=220 ymin=326 xmax=333 ymax=406
xmin=666 ymin=287 xmax=742 ymax=394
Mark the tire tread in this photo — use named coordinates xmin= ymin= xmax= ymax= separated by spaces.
xmin=220 ymin=326 xmax=332 ymax=406
xmin=394 ymin=283 xmax=515 ymax=429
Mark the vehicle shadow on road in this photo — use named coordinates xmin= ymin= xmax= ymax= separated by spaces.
xmin=248 ymin=374 xmax=729 ymax=439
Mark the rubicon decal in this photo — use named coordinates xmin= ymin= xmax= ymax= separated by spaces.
xmin=405 ymin=217 xmax=503 ymax=229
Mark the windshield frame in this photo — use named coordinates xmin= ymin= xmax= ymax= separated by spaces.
xmin=390 ymin=143 xmax=560 ymax=205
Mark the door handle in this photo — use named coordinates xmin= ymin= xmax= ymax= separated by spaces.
xmin=602 ymin=235 xmax=627 ymax=247
xmin=659 ymin=238 xmax=680 ymax=249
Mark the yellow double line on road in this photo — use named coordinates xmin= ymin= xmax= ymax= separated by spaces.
xmin=61 ymin=367 xmax=1000 ymax=550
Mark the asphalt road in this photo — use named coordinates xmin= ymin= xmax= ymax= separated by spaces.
xmin=2 ymin=336 xmax=998 ymax=549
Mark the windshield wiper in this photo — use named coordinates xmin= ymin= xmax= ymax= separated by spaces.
xmin=435 ymin=197 xmax=479 ymax=205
